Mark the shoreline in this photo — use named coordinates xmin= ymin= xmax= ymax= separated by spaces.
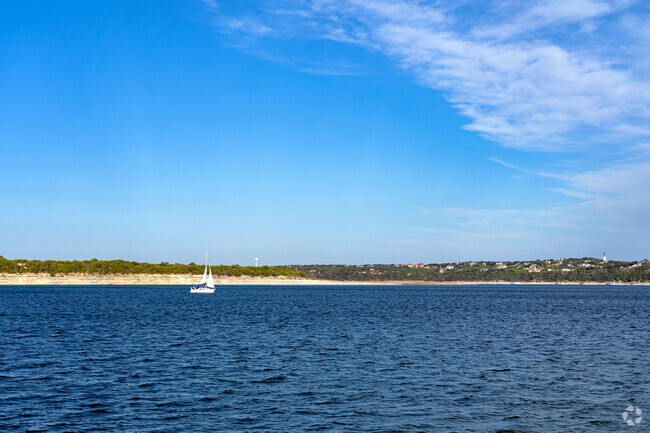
xmin=0 ymin=273 xmax=648 ymax=286
xmin=393 ymin=280 xmax=650 ymax=286
xmin=362 ymin=280 xmax=650 ymax=286
xmin=0 ymin=273 xmax=357 ymax=286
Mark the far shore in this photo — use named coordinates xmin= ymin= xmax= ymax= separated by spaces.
xmin=0 ymin=273 xmax=648 ymax=286
xmin=0 ymin=273 xmax=355 ymax=286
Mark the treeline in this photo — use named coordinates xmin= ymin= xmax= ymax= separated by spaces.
xmin=0 ymin=256 xmax=308 ymax=278
xmin=3 ymin=255 xmax=649 ymax=282
xmin=291 ymin=259 xmax=650 ymax=283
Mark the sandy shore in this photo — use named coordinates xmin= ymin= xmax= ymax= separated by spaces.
xmin=0 ymin=273 xmax=360 ymax=286
xmin=0 ymin=273 xmax=646 ymax=286
xmin=391 ymin=280 xmax=650 ymax=286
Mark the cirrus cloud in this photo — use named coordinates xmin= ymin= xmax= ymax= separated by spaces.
xmin=203 ymin=0 xmax=650 ymax=258
xmin=204 ymin=0 xmax=650 ymax=150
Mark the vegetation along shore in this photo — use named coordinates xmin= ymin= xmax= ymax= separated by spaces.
xmin=291 ymin=258 xmax=650 ymax=283
xmin=1 ymin=256 xmax=649 ymax=285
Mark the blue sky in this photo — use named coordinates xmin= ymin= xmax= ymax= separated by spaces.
xmin=2 ymin=0 xmax=650 ymax=265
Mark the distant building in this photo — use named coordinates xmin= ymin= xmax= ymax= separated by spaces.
xmin=603 ymin=252 xmax=607 ymax=262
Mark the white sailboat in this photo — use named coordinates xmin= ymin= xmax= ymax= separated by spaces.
xmin=190 ymin=251 xmax=215 ymax=294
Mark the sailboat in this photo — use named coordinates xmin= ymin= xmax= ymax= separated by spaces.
xmin=190 ymin=251 xmax=215 ymax=294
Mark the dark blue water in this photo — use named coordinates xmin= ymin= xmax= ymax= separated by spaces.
xmin=1 ymin=285 xmax=648 ymax=432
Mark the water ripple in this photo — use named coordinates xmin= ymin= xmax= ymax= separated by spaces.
xmin=0 ymin=284 xmax=648 ymax=432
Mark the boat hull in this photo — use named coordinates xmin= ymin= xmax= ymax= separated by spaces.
xmin=190 ymin=287 xmax=215 ymax=294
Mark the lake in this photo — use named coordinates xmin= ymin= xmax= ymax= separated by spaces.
xmin=1 ymin=285 xmax=648 ymax=432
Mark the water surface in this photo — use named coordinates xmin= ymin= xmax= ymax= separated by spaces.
xmin=1 ymin=285 xmax=648 ymax=432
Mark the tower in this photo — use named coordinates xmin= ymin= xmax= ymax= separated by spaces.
xmin=603 ymin=252 xmax=607 ymax=262
xmin=255 ymin=258 xmax=259 ymax=267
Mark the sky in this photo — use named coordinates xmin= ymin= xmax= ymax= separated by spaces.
xmin=1 ymin=0 xmax=650 ymax=265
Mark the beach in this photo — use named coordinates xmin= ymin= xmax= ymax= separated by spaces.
xmin=0 ymin=273 xmax=358 ymax=286
xmin=1 ymin=273 xmax=648 ymax=286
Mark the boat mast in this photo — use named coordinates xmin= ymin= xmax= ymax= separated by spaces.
xmin=200 ymin=249 xmax=208 ymax=285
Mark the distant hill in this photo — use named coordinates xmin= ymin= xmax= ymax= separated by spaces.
xmin=3 ymin=256 xmax=649 ymax=283
xmin=290 ymin=258 xmax=650 ymax=283
xmin=0 ymin=256 xmax=307 ymax=278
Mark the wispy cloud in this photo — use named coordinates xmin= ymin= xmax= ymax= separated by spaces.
xmin=472 ymin=0 xmax=628 ymax=39
xmin=203 ymin=0 xmax=650 ymax=257
xmin=405 ymin=199 xmax=650 ymax=260
xmin=561 ymin=159 xmax=650 ymax=218
xmin=487 ymin=157 xmax=529 ymax=173
xmin=205 ymin=0 xmax=650 ymax=150
xmin=223 ymin=18 xmax=272 ymax=35
xmin=488 ymin=151 xmax=650 ymax=229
